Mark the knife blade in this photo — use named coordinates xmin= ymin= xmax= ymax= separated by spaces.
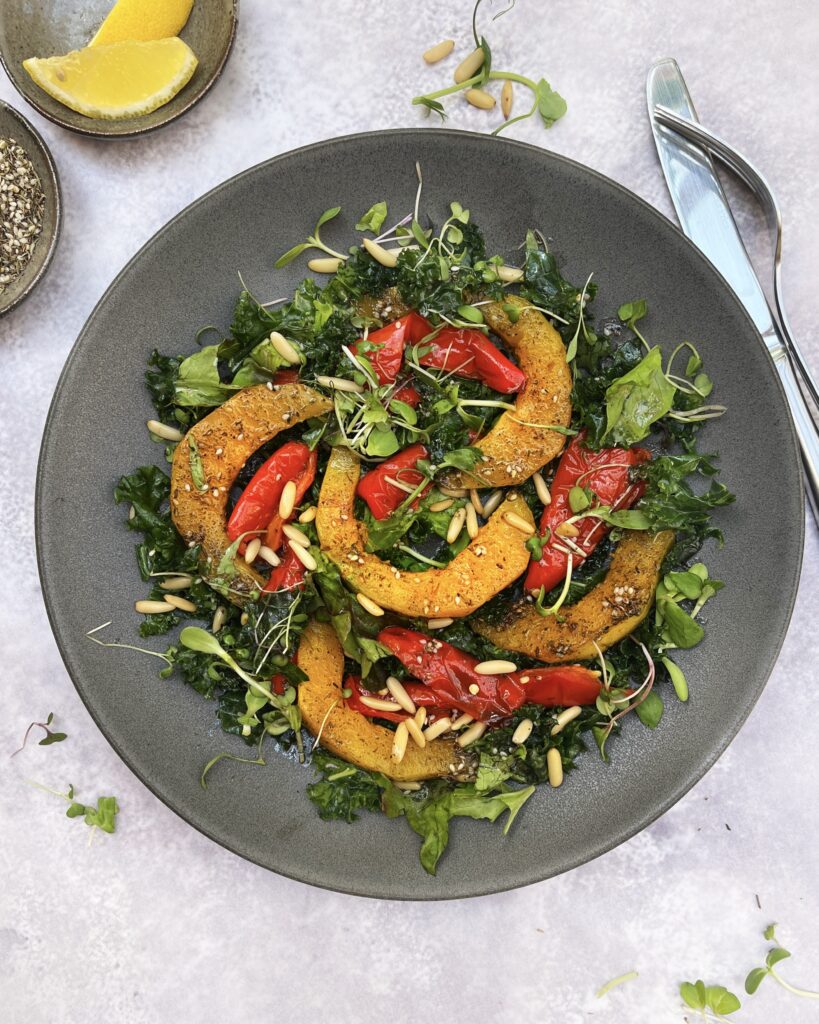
xmin=647 ymin=58 xmax=818 ymax=520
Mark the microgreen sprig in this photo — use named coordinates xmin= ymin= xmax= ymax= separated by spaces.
xmin=412 ymin=0 xmax=566 ymax=135
xmin=679 ymin=979 xmax=741 ymax=1021
xmin=745 ymin=924 xmax=819 ymax=1001
xmin=275 ymin=207 xmax=346 ymax=268
xmin=12 ymin=712 xmax=67 ymax=756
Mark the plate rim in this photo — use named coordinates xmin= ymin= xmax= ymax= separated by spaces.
xmin=34 ymin=127 xmax=805 ymax=898
xmin=0 ymin=0 xmax=239 ymax=139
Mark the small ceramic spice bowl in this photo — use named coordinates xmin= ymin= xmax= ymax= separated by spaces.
xmin=0 ymin=99 xmax=60 ymax=317
xmin=0 ymin=0 xmax=238 ymax=139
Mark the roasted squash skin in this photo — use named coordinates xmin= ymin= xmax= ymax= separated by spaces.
xmin=444 ymin=296 xmax=572 ymax=488
xmin=170 ymin=383 xmax=331 ymax=601
xmin=316 ymin=447 xmax=535 ymax=618
xmin=473 ymin=530 xmax=675 ymax=663
xmin=298 ymin=620 xmax=457 ymax=781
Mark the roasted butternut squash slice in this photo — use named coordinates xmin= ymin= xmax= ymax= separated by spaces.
xmin=298 ymin=620 xmax=457 ymax=781
xmin=170 ymin=383 xmax=331 ymax=601
xmin=316 ymin=447 xmax=534 ymax=618
xmin=473 ymin=530 xmax=675 ymax=663
xmin=444 ymin=295 xmax=572 ymax=488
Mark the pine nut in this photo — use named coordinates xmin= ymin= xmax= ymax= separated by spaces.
xmin=503 ymin=510 xmax=535 ymax=536
xmin=414 ymin=707 xmax=427 ymax=727
xmin=387 ymin=676 xmax=416 ymax=714
xmin=429 ymin=498 xmax=453 ymax=513
xmin=439 ymin=486 xmax=468 ymax=498
xmin=362 ymin=237 xmax=399 ymax=268
xmin=551 ymin=705 xmax=582 ymax=736
xmin=533 ymin=471 xmax=552 ymax=506
xmin=501 ymin=79 xmax=513 ymax=118
xmin=451 ymin=713 xmax=474 ymax=731
xmin=392 ymin=721 xmax=409 ymax=762
xmin=159 ymin=575 xmax=193 ymax=590
xmin=244 ymin=537 xmax=262 ymax=564
xmin=282 ymin=522 xmax=310 ymax=547
xmin=469 ymin=489 xmax=485 ymax=515
xmin=468 ymin=683 xmax=480 ymax=695
xmin=423 ymin=38 xmax=454 ymax=63
xmin=211 ymin=606 xmax=226 ymax=633
xmin=288 ymin=541 xmax=317 ymax=571
xmin=482 ymin=490 xmax=503 ymax=515
xmin=279 ymin=480 xmax=297 ymax=519
xmin=315 ymin=375 xmax=364 ymax=393
xmin=497 ymin=265 xmax=524 ymax=284
xmin=395 ymin=781 xmax=421 ymax=791
xmin=163 ymin=594 xmax=197 ymax=613
xmin=307 ymin=256 xmax=342 ymax=273
xmin=457 ymin=721 xmax=488 ymax=747
xmin=512 ymin=718 xmax=534 ymax=745
xmin=298 ymin=506 xmax=317 ymax=523
xmin=465 ymin=502 xmax=480 ymax=539
xmin=240 ymin=611 xmax=249 ymax=625
xmin=446 ymin=506 xmax=466 ymax=544
xmin=268 ymin=331 xmax=302 ymax=365
xmin=423 ymin=717 xmax=452 ymax=741
xmin=427 ymin=617 xmax=453 ymax=629
xmin=359 ymin=695 xmax=402 ymax=713
xmin=146 ymin=419 xmax=183 ymax=442
xmin=454 ymin=46 xmax=485 ymax=83
xmin=135 ymin=600 xmax=173 ymax=614
xmin=129 ymin=505 xmax=136 ymax=520
xmin=547 ymin=747 xmax=564 ymax=787
xmin=259 ymin=545 xmax=281 ymax=566
xmin=406 ymin=717 xmax=426 ymax=748
xmin=356 ymin=592 xmax=385 ymax=617
xmin=555 ymin=521 xmax=579 ymax=537
xmin=466 ymin=88 xmax=495 ymax=110
xmin=475 ymin=659 xmax=517 ymax=675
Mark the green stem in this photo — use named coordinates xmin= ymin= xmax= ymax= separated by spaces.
xmin=487 ymin=70 xmax=537 ymax=90
xmin=413 ymin=73 xmax=483 ymax=103
xmin=769 ymin=969 xmax=819 ymax=999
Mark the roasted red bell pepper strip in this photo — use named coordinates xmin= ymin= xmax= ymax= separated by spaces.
xmin=356 ymin=443 xmax=430 ymax=520
xmin=392 ymin=382 xmax=421 ymax=407
xmin=344 ymin=675 xmax=441 ymax=723
xmin=263 ymin=449 xmax=317 ymax=550
xmin=520 ymin=666 xmax=602 ymax=707
xmin=272 ymin=368 xmax=300 ymax=385
xmin=351 ymin=311 xmax=525 ymax=394
xmin=377 ymin=627 xmax=600 ymax=723
xmin=351 ymin=312 xmax=430 ymax=384
xmin=262 ymin=545 xmax=306 ymax=592
xmin=417 ymin=325 xmax=526 ymax=394
xmin=227 ymin=441 xmax=315 ymax=551
xmin=525 ymin=432 xmax=650 ymax=594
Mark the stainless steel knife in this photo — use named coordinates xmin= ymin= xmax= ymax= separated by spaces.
xmin=646 ymin=57 xmax=819 ymax=520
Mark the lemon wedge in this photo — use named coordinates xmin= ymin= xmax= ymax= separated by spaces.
xmin=90 ymin=0 xmax=195 ymax=46
xmin=23 ymin=38 xmax=198 ymax=120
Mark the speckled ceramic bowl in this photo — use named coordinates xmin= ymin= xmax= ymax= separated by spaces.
xmin=0 ymin=99 xmax=60 ymax=316
xmin=0 ymin=0 xmax=237 ymax=138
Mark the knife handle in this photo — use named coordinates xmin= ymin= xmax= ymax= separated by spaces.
xmin=774 ymin=351 xmax=819 ymax=522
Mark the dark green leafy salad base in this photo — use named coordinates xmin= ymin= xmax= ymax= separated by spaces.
xmin=108 ymin=194 xmax=734 ymax=875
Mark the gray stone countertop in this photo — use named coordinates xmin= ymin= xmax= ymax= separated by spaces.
xmin=1 ymin=1 xmax=817 ymax=1021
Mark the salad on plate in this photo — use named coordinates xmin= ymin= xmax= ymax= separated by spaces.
xmin=105 ymin=177 xmax=734 ymax=874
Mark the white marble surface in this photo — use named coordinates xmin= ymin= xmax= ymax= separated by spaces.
xmin=2 ymin=2 xmax=818 ymax=1021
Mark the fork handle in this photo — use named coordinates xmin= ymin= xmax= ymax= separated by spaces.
xmin=775 ymin=350 xmax=819 ymax=522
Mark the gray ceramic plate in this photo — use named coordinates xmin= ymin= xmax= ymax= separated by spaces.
xmin=0 ymin=99 xmax=60 ymax=315
xmin=0 ymin=0 xmax=237 ymax=138
xmin=36 ymin=130 xmax=803 ymax=899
